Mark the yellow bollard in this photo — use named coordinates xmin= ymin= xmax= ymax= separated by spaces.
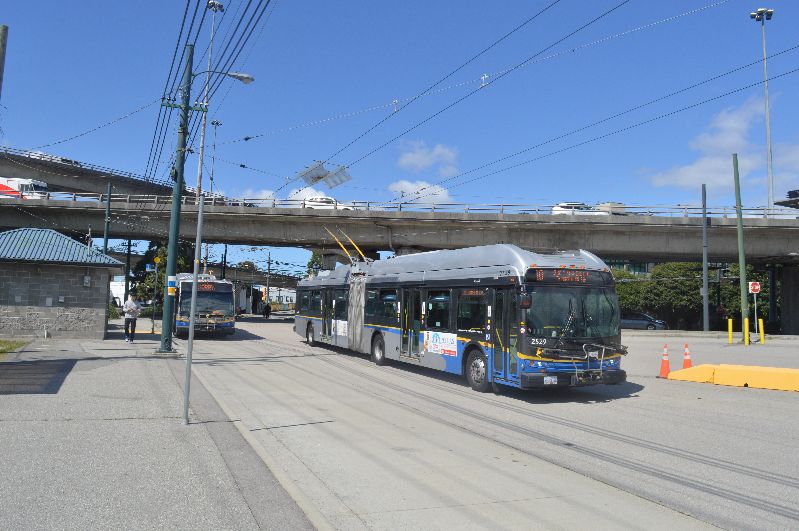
xmin=744 ymin=318 xmax=750 ymax=346
xmin=728 ymin=319 xmax=733 ymax=344
xmin=759 ymin=318 xmax=765 ymax=344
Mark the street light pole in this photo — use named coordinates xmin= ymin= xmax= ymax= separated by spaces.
xmin=158 ymin=43 xmax=194 ymax=353
xmin=750 ymin=7 xmax=775 ymax=213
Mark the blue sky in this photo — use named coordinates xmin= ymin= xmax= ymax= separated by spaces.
xmin=2 ymin=0 xmax=798 ymax=272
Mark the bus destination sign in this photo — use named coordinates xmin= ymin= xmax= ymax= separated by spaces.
xmin=525 ymin=268 xmax=609 ymax=286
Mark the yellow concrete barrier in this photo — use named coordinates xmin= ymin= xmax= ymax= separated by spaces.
xmin=668 ymin=364 xmax=799 ymax=392
xmin=667 ymin=365 xmax=716 ymax=383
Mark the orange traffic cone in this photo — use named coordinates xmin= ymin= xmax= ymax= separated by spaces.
xmin=683 ymin=343 xmax=692 ymax=369
xmin=657 ymin=344 xmax=670 ymax=378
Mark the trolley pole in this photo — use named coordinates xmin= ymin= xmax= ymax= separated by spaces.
xmin=0 ymin=25 xmax=8 ymax=103
xmin=158 ymin=43 xmax=194 ymax=353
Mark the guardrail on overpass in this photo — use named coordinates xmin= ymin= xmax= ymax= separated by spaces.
xmin=3 ymin=196 xmax=799 ymax=263
xmin=7 ymin=191 xmax=799 ymax=219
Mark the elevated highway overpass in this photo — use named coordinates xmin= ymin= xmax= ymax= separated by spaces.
xmin=2 ymin=195 xmax=798 ymax=263
xmin=0 ymin=147 xmax=173 ymax=196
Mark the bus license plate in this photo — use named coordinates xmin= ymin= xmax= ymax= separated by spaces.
xmin=544 ymin=376 xmax=558 ymax=385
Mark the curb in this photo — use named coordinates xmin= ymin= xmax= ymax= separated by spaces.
xmin=191 ymin=368 xmax=333 ymax=531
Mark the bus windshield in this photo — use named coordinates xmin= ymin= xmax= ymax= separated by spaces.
xmin=525 ymin=285 xmax=620 ymax=339
xmin=179 ymin=291 xmax=234 ymax=318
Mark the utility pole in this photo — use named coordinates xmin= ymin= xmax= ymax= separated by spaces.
xmin=221 ymin=244 xmax=227 ymax=279
xmin=733 ymin=154 xmax=749 ymax=337
xmin=158 ymin=43 xmax=194 ymax=353
xmin=701 ymin=184 xmax=709 ymax=332
xmin=265 ymin=251 xmax=272 ymax=307
xmin=102 ymin=180 xmax=112 ymax=254
xmin=0 ymin=25 xmax=8 ymax=103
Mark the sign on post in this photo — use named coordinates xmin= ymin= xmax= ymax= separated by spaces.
xmin=748 ymin=282 xmax=761 ymax=294
xmin=145 ymin=264 xmax=155 ymax=272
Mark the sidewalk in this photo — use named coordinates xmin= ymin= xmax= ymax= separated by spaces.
xmin=0 ymin=333 xmax=311 ymax=530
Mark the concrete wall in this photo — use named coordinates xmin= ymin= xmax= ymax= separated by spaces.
xmin=0 ymin=262 xmax=113 ymax=339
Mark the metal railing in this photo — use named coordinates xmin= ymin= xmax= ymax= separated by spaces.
xmin=6 ymin=191 xmax=799 ymax=219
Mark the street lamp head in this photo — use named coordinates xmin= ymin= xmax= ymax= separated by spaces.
xmin=207 ymin=0 xmax=224 ymax=12
xmin=226 ymin=72 xmax=254 ymax=84
xmin=751 ymin=7 xmax=774 ymax=21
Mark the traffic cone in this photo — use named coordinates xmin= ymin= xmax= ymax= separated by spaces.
xmin=657 ymin=344 xmax=670 ymax=378
xmin=682 ymin=343 xmax=692 ymax=369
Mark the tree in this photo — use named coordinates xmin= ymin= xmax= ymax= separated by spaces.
xmin=613 ymin=263 xmax=774 ymax=330
xmin=237 ymin=260 xmax=257 ymax=271
xmin=131 ymin=240 xmax=195 ymax=303
xmin=307 ymin=251 xmax=323 ymax=275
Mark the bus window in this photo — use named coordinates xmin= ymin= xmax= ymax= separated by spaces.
xmin=379 ymin=290 xmax=398 ymax=320
xmin=426 ymin=290 xmax=450 ymax=330
xmin=299 ymin=291 xmax=310 ymax=312
xmin=334 ymin=289 xmax=348 ymax=320
xmin=310 ymin=291 xmax=322 ymax=316
xmin=457 ymin=290 xmax=486 ymax=332
xmin=365 ymin=289 xmax=378 ymax=317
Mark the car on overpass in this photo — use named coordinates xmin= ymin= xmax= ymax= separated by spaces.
xmin=301 ymin=196 xmax=354 ymax=210
xmin=551 ymin=202 xmax=609 ymax=216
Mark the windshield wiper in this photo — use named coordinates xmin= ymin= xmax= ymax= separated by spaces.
xmin=554 ymin=300 xmax=575 ymax=349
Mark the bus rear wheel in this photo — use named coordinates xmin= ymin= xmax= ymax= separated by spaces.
xmin=466 ymin=350 xmax=491 ymax=393
xmin=306 ymin=324 xmax=315 ymax=346
xmin=371 ymin=334 xmax=388 ymax=366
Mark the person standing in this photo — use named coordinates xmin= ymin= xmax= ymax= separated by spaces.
xmin=123 ymin=294 xmax=142 ymax=343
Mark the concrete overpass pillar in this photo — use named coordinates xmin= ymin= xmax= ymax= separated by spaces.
xmin=321 ymin=253 xmax=339 ymax=270
xmin=781 ymin=266 xmax=799 ymax=334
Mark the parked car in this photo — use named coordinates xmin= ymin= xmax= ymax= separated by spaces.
xmin=551 ymin=202 xmax=610 ymax=216
xmin=301 ymin=196 xmax=353 ymax=210
xmin=620 ymin=312 xmax=668 ymax=330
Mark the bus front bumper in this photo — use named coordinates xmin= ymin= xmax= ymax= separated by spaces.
xmin=519 ymin=369 xmax=626 ymax=389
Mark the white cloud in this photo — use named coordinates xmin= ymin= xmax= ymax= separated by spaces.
xmin=388 ymin=180 xmax=453 ymax=203
xmin=240 ymin=188 xmax=275 ymax=199
xmin=286 ymin=186 xmax=329 ymax=200
xmin=650 ymin=98 xmax=765 ymax=190
xmin=397 ymin=140 xmax=459 ymax=178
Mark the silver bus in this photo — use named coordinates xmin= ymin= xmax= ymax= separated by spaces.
xmin=294 ymin=244 xmax=626 ymax=392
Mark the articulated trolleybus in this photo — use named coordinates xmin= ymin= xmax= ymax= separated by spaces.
xmin=295 ymin=244 xmax=626 ymax=392
xmin=174 ymin=273 xmax=235 ymax=337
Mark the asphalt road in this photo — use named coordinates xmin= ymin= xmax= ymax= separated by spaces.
xmin=184 ymin=319 xmax=799 ymax=530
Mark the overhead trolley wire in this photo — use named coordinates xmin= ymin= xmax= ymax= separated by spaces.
xmin=220 ymin=0 xmax=732 ymax=148
xmin=387 ymin=43 xmax=799 ymax=204
xmin=398 ymin=66 xmax=799 ymax=204
xmin=143 ymin=0 xmax=195 ymax=180
xmin=275 ymin=0 xmax=630 ymax=197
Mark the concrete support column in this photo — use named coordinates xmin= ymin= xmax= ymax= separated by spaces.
xmin=321 ymin=254 xmax=339 ymax=270
xmin=781 ymin=266 xmax=799 ymax=334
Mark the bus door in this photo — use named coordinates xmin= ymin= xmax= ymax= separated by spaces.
xmin=323 ymin=289 xmax=334 ymax=337
xmin=492 ymin=289 xmax=520 ymax=382
xmin=401 ymin=288 xmax=421 ymax=359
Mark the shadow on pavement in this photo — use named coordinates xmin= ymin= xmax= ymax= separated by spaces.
xmin=0 ymin=359 xmax=76 ymax=395
xmin=336 ymin=348 xmax=645 ymax=404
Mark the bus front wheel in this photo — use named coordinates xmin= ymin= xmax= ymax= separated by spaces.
xmin=371 ymin=335 xmax=388 ymax=366
xmin=466 ymin=350 xmax=491 ymax=393
xmin=306 ymin=324 xmax=315 ymax=346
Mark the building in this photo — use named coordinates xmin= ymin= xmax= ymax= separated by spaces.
xmin=0 ymin=228 xmax=122 ymax=339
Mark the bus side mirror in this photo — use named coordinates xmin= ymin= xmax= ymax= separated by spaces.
xmin=520 ymin=295 xmax=532 ymax=309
